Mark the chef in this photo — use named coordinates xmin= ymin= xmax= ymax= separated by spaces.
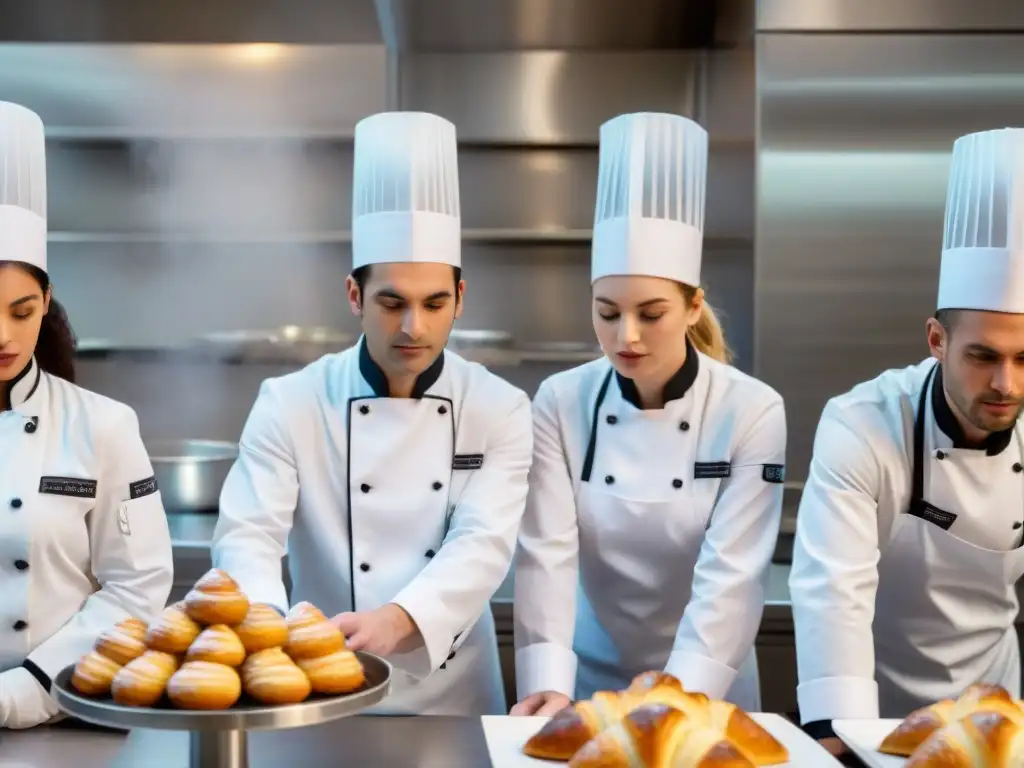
xmin=0 ymin=101 xmax=173 ymax=728
xmin=511 ymin=112 xmax=787 ymax=717
xmin=211 ymin=111 xmax=533 ymax=716
xmin=790 ymin=127 xmax=1024 ymax=756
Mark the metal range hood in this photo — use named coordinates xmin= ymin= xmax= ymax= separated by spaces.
xmin=374 ymin=0 xmax=753 ymax=52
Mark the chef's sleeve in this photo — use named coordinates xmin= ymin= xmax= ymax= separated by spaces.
xmin=665 ymin=393 xmax=786 ymax=701
xmin=211 ymin=379 xmax=296 ymax=615
xmin=390 ymin=391 xmax=533 ymax=681
xmin=790 ymin=404 xmax=882 ymax=725
xmin=512 ymin=379 xmax=580 ymax=700
xmin=7 ymin=406 xmax=173 ymax=729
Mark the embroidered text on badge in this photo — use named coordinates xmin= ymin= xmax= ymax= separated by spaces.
xmin=694 ymin=462 xmax=731 ymax=479
xmin=453 ymin=454 xmax=484 ymax=471
xmin=909 ymin=501 xmax=957 ymax=531
xmin=129 ymin=476 xmax=159 ymax=500
xmin=762 ymin=464 xmax=785 ymax=484
xmin=39 ymin=476 xmax=98 ymax=498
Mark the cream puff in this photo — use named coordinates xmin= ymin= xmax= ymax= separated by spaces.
xmin=234 ymin=604 xmax=289 ymax=654
xmin=185 ymin=624 xmax=247 ymax=668
xmin=71 ymin=650 xmax=123 ymax=697
xmin=284 ymin=602 xmax=344 ymax=660
xmin=296 ymin=649 xmax=366 ymax=695
xmin=184 ymin=569 xmax=250 ymax=626
xmin=167 ymin=661 xmax=242 ymax=710
xmin=145 ymin=602 xmax=202 ymax=654
xmin=111 ymin=650 xmax=179 ymax=707
xmin=96 ymin=618 xmax=148 ymax=667
xmin=241 ymin=647 xmax=312 ymax=706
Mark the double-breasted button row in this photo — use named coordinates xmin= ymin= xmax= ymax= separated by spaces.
xmin=357 ymin=481 xmax=444 ymax=492
xmin=604 ymin=476 xmax=683 ymax=488
xmin=605 ymin=415 xmax=690 ymax=431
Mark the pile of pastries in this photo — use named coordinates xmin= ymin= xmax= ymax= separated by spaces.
xmin=70 ymin=568 xmax=366 ymax=710
xmin=522 ymin=671 xmax=790 ymax=767
xmin=877 ymin=682 xmax=1024 ymax=766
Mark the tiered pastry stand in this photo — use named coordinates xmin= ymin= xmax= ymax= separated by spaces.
xmin=52 ymin=651 xmax=391 ymax=768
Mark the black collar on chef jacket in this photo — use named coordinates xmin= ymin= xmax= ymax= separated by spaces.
xmin=931 ymin=363 xmax=1014 ymax=456
xmin=615 ymin=336 xmax=700 ymax=409
xmin=1 ymin=356 xmax=41 ymax=412
xmin=358 ymin=337 xmax=445 ymax=398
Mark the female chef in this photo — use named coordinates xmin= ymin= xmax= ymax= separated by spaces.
xmin=0 ymin=101 xmax=173 ymax=728
xmin=511 ymin=112 xmax=787 ymax=717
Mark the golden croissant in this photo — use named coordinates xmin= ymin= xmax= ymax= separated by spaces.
xmin=570 ymin=702 xmax=760 ymax=768
xmin=880 ymin=683 xmax=1020 ymax=757
xmin=906 ymin=706 xmax=1024 ymax=767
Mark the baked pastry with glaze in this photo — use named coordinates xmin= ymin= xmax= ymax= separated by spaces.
xmin=96 ymin=618 xmax=148 ymax=666
xmin=111 ymin=650 xmax=179 ymax=707
xmin=906 ymin=706 xmax=1024 ymax=767
xmin=186 ymin=624 xmax=247 ymax=668
xmin=234 ymin=604 xmax=289 ymax=654
xmin=241 ymin=647 xmax=312 ymax=705
xmin=71 ymin=650 xmax=123 ymax=696
xmin=145 ymin=602 xmax=202 ymax=654
xmin=284 ymin=602 xmax=344 ymax=660
xmin=167 ymin=661 xmax=243 ymax=710
xmin=880 ymin=683 xmax=1020 ymax=757
xmin=184 ymin=569 xmax=251 ymax=626
xmin=296 ymin=649 xmax=366 ymax=695
xmin=628 ymin=671 xmax=685 ymax=695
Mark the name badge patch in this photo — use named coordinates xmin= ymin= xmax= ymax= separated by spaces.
xmin=762 ymin=464 xmax=786 ymax=484
xmin=39 ymin=476 xmax=97 ymax=499
xmin=453 ymin=454 xmax=484 ymax=471
xmin=909 ymin=501 xmax=957 ymax=531
xmin=129 ymin=476 xmax=159 ymax=500
xmin=694 ymin=461 xmax=731 ymax=479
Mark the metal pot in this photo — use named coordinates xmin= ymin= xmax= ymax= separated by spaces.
xmin=146 ymin=439 xmax=239 ymax=513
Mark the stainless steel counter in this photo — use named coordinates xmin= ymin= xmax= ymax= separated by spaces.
xmin=0 ymin=716 xmax=491 ymax=767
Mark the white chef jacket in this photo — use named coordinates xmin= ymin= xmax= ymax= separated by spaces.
xmin=211 ymin=338 xmax=533 ymax=715
xmin=514 ymin=343 xmax=786 ymax=704
xmin=791 ymin=358 xmax=1024 ymax=725
xmin=0 ymin=357 xmax=174 ymax=729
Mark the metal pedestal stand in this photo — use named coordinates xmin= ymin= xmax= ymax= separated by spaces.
xmin=53 ymin=652 xmax=392 ymax=768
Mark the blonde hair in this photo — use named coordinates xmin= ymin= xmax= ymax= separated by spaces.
xmin=680 ymin=283 xmax=732 ymax=364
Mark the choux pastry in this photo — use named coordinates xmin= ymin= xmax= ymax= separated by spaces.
xmin=296 ymin=649 xmax=366 ymax=695
xmin=284 ymin=602 xmax=344 ymax=660
xmin=234 ymin=604 xmax=288 ymax=654
xmin=241 ymin=647 xmax=312 ymax=706
xmin=71 ymin=650 xmax=122 ymax=697
xmin=111 ymin=650 xmax=179 ymax=707
xmin=167 ymin=661 xmax=242 ymax=710
xmin=184 ymin=569 xmax=250 ymax=626
xmin=96 ymin=618 xmax=148 ymax=666
xmin=145 ymin=602 xmax=201 ymax=654
xmin=186 ymin=624 xmax=247 ymax=668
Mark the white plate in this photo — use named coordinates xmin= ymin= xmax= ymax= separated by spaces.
xmin=481 ymin=713 xmax=843 ymax=767
xmin=832 ymin=720 xmax=905 ymax=768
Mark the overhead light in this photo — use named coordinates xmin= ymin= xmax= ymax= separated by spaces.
xmin=232 ymin=44 xmax=285 ymax=65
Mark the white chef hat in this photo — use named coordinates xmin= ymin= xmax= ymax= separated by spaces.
xmin=591 ymin=112 xmax=708 ymax=286
xmin=0 ymin=102 xmax=47 ymax=273
xmin=939 ymin=128 xmax=1024 ymax=313
xmin=351 ymin=111 xmax=461 ymax=271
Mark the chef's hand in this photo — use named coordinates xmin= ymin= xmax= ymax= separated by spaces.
xmin=818 ymin=737 xmax=848 ymax=757
xmin=331 ymin=604 xmax=422 ymax=657
xmin=0 ymin=667 xmax=60 ymax=729
xmin=510 ymin=691 xmax=572 ymax=717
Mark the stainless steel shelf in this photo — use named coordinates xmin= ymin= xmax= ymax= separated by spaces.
xmin=48 ymin=229 xmax=592 ymax=245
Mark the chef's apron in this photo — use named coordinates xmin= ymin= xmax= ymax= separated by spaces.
xmin=572 ymin=370 xmax=761 ymax=710
xmin=873 ymin=365 xmax=1024 ymax=717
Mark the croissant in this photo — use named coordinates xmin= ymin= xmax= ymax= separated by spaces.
xmin=234 ymin=604 xmax=289 ymax=654
xmin=628 ymin=671 xmax=685 ymax=695
xmin=284 ymin=602 xmax=344 ymax=660
xmin=184 ymin=569 xmax=251 ymax=626
xmin=95 ymin=618 xmax=148 ymax=666
xmin=241 ymin=647 xmax=312 ymax=705
xmin=111 ymin=650 xmax=179 ymax=707
xmin=570 ymin=702 xmax=758 ymax=768
xmin=145 ymin=602 xmax=202 ymax=654
xmin=296 ymin=649 xmax=366 ymax=695
xmin=186 ymin=624 xmax=247 ymax=667
xmin=71 ymin=650 xmax=123 ymax=696
xmin=880 ymin=683 xmax=1020 ymax=757
xmin=167 ymin=661 xmax=243 ymax=710
xmin=906 ymin=706 xmax=1024 ymax=767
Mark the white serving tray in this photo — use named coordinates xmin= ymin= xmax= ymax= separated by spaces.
xmin=481 ymin=713 xmax=843 ymax=767
xmin=832 ymin=719 xmax=905 ymax=768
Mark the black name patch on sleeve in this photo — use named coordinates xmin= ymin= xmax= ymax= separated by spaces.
xmin=39 ymin=476 xmax=98 ymax=499
xmin=453 ymin=454 xmax=484 ymax=471
xmin=762 ymin=464 xmax=786 ymax=484
xmin=129 ymin=476 xmax=160 ymax=500
xmin=694 ymin=461 xmax=731 ymax=479
xmin=909 ymin=501 xmax=957 ymax=531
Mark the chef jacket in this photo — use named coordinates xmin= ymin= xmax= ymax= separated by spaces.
xmin=0 ymin=357 xmax=174 ymax=728
xmin=514 ymin=343 xmax=786 ymax=704
xmin=211 ymin=338 xmax=533 ymax=715
xmin=791 ymin=358 xmax=1024 ymax=727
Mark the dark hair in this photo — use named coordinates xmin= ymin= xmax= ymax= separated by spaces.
xmin=935 ymin=309 xmax=960 ymax=334
xmin=18 ymin=263 xmax=77 ymax=383
xmin=350 ymin=264 xmax=463 ymax=300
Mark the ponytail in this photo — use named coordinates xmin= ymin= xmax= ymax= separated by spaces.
xmin=680 ymin=283 xmax=732 ymax=364
xmin=21 ymin=263 xmax=77 ymax=383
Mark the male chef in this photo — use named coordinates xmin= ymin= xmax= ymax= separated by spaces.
xmin=211 ymin=111 xmax=533 ymax=715
xmin=790 ymin=127 xmax=1024 ymax=757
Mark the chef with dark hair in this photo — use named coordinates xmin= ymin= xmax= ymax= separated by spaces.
xmin=212 ymin=111 xmax=534 ymax=715
xmin=791 ymin=127 xmax=1024 ymax=757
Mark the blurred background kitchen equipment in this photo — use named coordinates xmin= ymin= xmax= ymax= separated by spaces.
xmin=192 ymin=326 xmax=353 ymax=365
xmin=147 ymin=439 xmax=239 ymax=513
xmin=447 ymin=329 xmax=516 ymax=365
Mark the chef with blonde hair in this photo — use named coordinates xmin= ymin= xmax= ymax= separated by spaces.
xmin=213 ymin=111 xmax=533 ymax=715
xmin=0 ymin=101 xmax=173 ymax=728
xmin=511 ymin=112 xmax=787 ymax=716
xmin=791 ymin=127 xmax=1024 ymax=756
